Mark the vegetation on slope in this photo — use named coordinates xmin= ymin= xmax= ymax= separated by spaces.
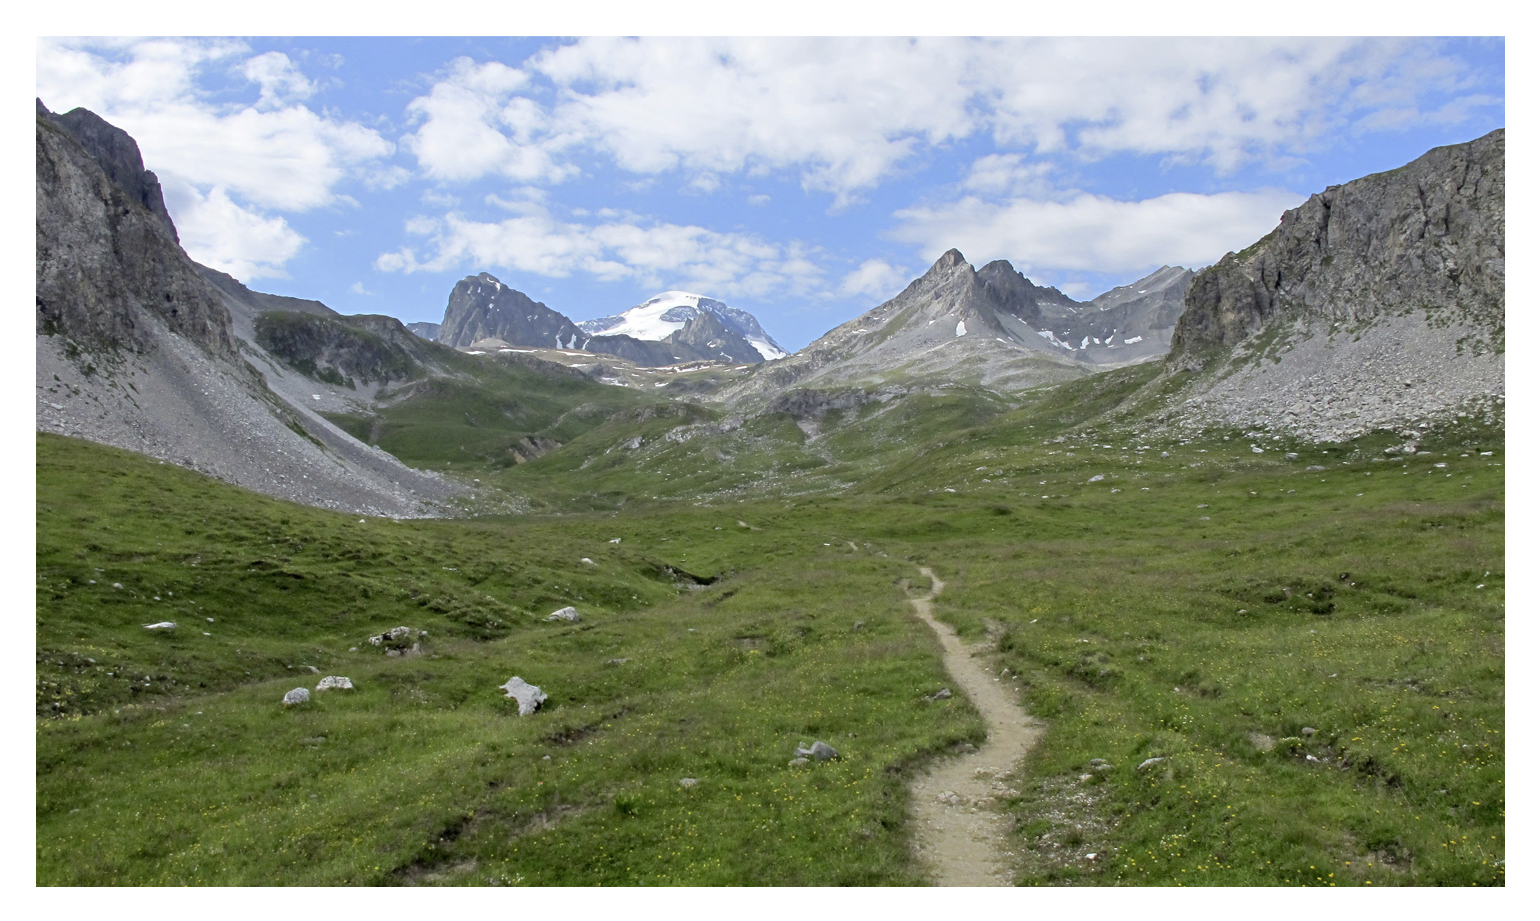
xmin=37 ymin=353 xmax=1504 ymax=886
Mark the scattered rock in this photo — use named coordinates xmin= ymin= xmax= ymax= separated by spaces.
xmin=678 ymin=778 xmax=699 ymax=788
xmin=1301 ymin=726 xmax=1317 ymax=737
xmin=788 ymin=757 xmax=810 ymax=767
xmin=1306 ymin=465 xmax=1326 ymax=471
xmin=142 ymin=621 xmax=176 ymax=630
xmin=282 ymin=688 xmax=310 ymax=706
xmin=1087 ymin=474 xmax=1105 ymax=482
xmin=580 ymin=558 xmax=595 ymax=565
xmin=852 ymin=620 xmax=866 ymax=631
xmin=795 ymin=740 xmax=841 ymax=761
xmin=316 ymin=676 xmax=354 ymax=691
xmin=605 ymin=658 xmax=630 ymax=666
xmin=305 ymin=665 xmax=321 ymax=674
xmin=1247 ymin=732 xmax=1277 ymax=752
xmin=1136 ymin=756 xmax=1167 ymax=771
xmin=546 ymin=606 xmax=581 ymax=623
xmin=500 ymin=676 xmax=547 ymax=715
xmin=931 ymin=688 xmax=953 ymax=700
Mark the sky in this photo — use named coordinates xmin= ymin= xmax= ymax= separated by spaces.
xmin=35 ymin=36 xmax=1504 ymax=351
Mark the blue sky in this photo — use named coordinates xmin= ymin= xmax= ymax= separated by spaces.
xmin=36 ymin=37 xmax=1504 ymax=350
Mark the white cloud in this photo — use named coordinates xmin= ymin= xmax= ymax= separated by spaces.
xmin=376 ymin=204 xmax=822 ymax=299
xmin=837 ymin=259 xmax=911 ymax=300
xmin=37 ymin=38 xmax=396 ymax=279
xmin=349 ymin=282 xmax=373 ymax=295
xmin=890 ymin=188 xmax=1306 ymax=276
xmin=401 ymin=57 xmax=572 ymax=184
xmin=397 ymin=38 xmax=1494 ymax=200
xmin=162 ymin=183 xmax=305 ymax=280
xmin=961 ymin=154 xmax=1056 ymax=198
xmin=242 ymin=51 xmax=316 ymax=109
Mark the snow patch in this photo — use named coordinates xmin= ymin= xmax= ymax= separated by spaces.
xmin=955 ymin=320 xmax=966 ymax=337
xmin=1123 ymin=336 xmax=1144 ymax=344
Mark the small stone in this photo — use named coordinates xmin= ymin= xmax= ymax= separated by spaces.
xmin=1079 ymin=773 xmax=1094 ymax=782
xmin=1301 ymin=726 xmax=1317 ymax=737
xmin=852 ymin=621 xmax=866 ymax=631
xmin=282 ymin=688 xmax=310 ymax=706
xmin=1136 ymin=756 xmax=1167 ymax=771
xmin=500 ymin=677 xmax=548 ymax=715
xmin=932 ymin=688 xmax=953 ymax=700
xmin=1306 ymin=465 xmax=1326 ymax=471
xmin=546 ymin=606 xmax=581 ymax=623
xmin=316 ymin=676 xmax=353 ymax=691
xmin=678 ymin=778 xmax=699 ymax=788
xmin=1088 ymin=758 xmax=1109 ymax=767
xmin=605 ymin=658 xmax=630 ymax=665
xmin=580 ymin=558 xmax=595 ymax=565
xmin=788 ymin=757 xmax=810 ymax=767
xmin=810 ymin=740 xmax=840 ymax=761
xmin=142 ymin=622 xmax=176 ymax=630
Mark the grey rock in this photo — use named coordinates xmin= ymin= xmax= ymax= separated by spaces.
xmin=678 ymin=778 xmax=699 ymax=788
xmin=852 ymin=620 xmax=866 ymax=631
xmin=788 ymin=757 xmax=810 ymax=767
xmin=931 ymin=688 xmax=953 ymax=700
xmin=500 ymin=676 xmax=547 ymax=715
xmin=142 ymin=621 xmax=176 ymax=630
xmin=316 ymin=676 xmax=353 ymax=691
xmin=282 ymin=687 xmax=310 ymax=706
xmin=546 ymin=606 xmax=581 ymax=623
xmin=1306 ymin=465 xmax=1327 ymax=471
xmin=1136 ymin=756 xmax=1167 ymax=771
xmin=810 ymin=740 xmax=841 ymax=761
xmin=1162 ymin=130 xmax=1503 ymax=442
xmin=1301 ymin=726 xmax=1317 ymax=737
xmin=605 ymin=658 xmax=630 ymax=666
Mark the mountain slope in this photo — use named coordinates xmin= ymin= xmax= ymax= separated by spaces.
xmin=35 ymin=104 xmax=463 ymax=516
xmin=1158 ymin=128 xmax=1504 ymax=441
xmin=719 ymin=250 xmax=1192 ymax=407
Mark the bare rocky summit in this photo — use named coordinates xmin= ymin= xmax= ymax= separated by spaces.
xmin=1158 ymin=129 xmax=1504 ymax=441
xmin=719 ymin=250 xmax=1191 ymax=409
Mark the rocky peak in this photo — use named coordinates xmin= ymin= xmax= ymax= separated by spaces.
xmin=38 ymin=99 xmax=179 ymax=243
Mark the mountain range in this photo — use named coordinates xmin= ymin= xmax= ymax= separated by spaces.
xmin=35 ymin=101 xmax=1503 ymax=513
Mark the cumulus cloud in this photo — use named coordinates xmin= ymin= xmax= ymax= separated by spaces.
xmin=837 ymin=259 xmax=912 ymax=301
xmin=890 ymin=189 xmax=1306 ymax=276
xmin=162 ymin=183 xmax=305 ymax=280
xmin=375 ymin=205 xmax=823 ymax=299
xmin=37 ymin=37 xmax=396 ymax=280
xmin=398 ymin=38 xmax=1495 ymax=200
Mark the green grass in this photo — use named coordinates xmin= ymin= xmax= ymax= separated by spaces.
xmin=37 ymin=355 xmax=1505 ymax=886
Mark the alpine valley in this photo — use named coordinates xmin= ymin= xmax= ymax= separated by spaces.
xmin=36 ymin=102 xmax=1503 ymax=887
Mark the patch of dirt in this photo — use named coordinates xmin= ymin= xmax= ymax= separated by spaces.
xmin=906 ymin=566 xmax=1045 ymax=886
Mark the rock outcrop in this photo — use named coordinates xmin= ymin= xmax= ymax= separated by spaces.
xmin=438 ymin=273 xmax=590 ymax=351
xmin=1158 ymin=129 xmax=1504 ymax=441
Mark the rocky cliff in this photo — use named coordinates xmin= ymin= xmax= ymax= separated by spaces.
xmin=1171 ymin=129 xmax=1503 ymax=359
xmin=37 ymin=111 xmax=236 ymax=360
xmin=1157 ymin=130 xmax=1504 ymax=442
xmin=438 ymin=273 xmax=589 ymax=350
xmin=36 ymin=105 xmax=464 ymax=516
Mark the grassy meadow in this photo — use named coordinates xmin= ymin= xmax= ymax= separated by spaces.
xmin=36 ymin=359 xmax=1504 ymax=886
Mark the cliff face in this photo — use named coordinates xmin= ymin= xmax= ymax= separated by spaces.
xmin=38 ymin=99 xmax=180 ymax=242
xmin=36 ymin=114 xmax=238 ymax=360
xmin=1154 ymin=130 xmax=1503 ymax=442
xmin=1171 ymin=129 xmax=1504 ymax=359
xmin=438 ymin=273 xmax=588 ymax=349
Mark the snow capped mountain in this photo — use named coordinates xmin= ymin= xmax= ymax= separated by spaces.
xmin=578 ymin=292 xmax=788 ymax=361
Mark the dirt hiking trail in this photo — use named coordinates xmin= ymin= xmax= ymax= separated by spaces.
xmin=906 ymin=566 xmax=1044 ymax=886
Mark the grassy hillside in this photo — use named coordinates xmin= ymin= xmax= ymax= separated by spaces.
xmin=37 ymin=354 xmax=1504 ymax=885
